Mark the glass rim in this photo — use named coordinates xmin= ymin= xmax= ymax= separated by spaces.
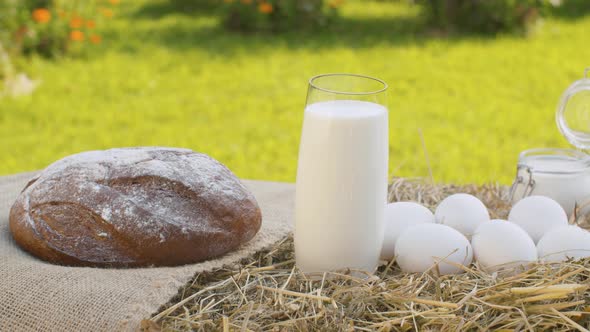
xmin=308 ymin=73 xmax=388 ymax=96
xmin=518 ymin=148 xmax=590 ymax=174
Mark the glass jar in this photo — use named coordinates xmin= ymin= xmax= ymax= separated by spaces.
xmin=510 ymin=68 xmax=590 ymax=216
xmin=556 ymin=68 xmax=590 ymax=150
xmin=510 ymin=148 xmax=590 ymax=215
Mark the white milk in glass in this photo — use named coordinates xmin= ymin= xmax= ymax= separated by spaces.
xmin=512 ymin=155 xmax=590 ymax=215
xmin=295 ymin=100 xmax=388 ymax=274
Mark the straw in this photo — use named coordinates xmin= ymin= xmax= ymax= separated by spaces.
xmin=148 ymin=178 xmax=590 ymax=331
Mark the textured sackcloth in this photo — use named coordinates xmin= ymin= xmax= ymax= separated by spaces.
xmin=0 ymin=171 xmax=294 ymax=331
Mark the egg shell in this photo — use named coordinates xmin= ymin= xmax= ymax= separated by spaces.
xmin=508 ymin=195 xmax=568 ymax=243
xmin=435 ymin=193 xmax=490 ymax=238
xmin=537 ymin=225 xmax=590 ymax=262
xmin=395 ymin=223 xmax=473 ymax=275
xmin=381 ymin=202 xmax=435 ymax=260
xmin=471 ymin=219 xmax=537 ymax=272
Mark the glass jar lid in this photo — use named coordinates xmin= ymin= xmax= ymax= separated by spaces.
xmin=556 ymin=68 xmax=590 ymax=150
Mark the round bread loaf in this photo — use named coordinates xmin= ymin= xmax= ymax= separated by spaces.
xmin=9 ymin=147 xmax=262 ymax=267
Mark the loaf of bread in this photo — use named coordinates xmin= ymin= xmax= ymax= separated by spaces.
xmin=9 ymin=147 xmax=262 ymax=267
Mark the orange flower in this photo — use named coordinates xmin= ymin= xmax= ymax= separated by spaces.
xmin=258 ymin=2 xmax=273 ymax=13
xmin=70 ymin=17 xmax=83 ymax=28
xmin=109 ymin=0 xmax=120 ymax=4
xmin=100 ymin=8 xmax=114 ymax=18
xmin=32 ymin=8 xmax=51 ymax=24
xmin=241 ymin=0 xmax=252 ymax=4
xmin=86 ymin=20 xmax=96 ymax=29
xmin=90 ymin=34 xmax=102 ymax=44
xmin=69 ymin=30 xmax=85 ymax=42
xmin=328 ymin=0 xmax=344 ymax=8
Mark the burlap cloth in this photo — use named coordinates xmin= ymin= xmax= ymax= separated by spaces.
xmin=0 ymin=172 xmax=294 ymax=331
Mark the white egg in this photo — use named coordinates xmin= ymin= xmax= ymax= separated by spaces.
xmin=508 ymin=195 xmax=568 ymax=243
xmin=435 ymin=193 xmax=490 ymax=238
xmin=471 ymin=219 xmax=537 ymax=272
xmin=537 ymin=225 xmax=590 ymax=262
xmin=395 ymin=223 xmax=473 ymax=275
xmin=381 ymin=202 xmax=435 ymax=260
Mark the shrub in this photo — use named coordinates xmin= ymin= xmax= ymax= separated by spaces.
xmin=420 ymin=0 xmax=559 ymax=34
xmin=221 ymin=0 xmax=343 ymax=32
xmin=0 ymin=0 xmax=118 ymax=58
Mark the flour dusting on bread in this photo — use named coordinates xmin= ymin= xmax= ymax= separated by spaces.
xmin=9 ymin=147 xmax=262 ymax=267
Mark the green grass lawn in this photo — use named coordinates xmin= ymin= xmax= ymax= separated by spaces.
xmin=2 ymin=0 xmax=590 ymax=185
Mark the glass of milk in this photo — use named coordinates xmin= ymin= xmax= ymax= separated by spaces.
xmin=295 ymin=74 xmax=389 ymax=275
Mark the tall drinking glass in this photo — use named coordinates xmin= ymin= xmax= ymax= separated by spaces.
xmin=295 ymin=73 xmax=389 ymax=275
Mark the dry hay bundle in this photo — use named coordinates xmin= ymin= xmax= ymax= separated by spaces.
xmin=146 ymin=179 xmax=590 ymax=331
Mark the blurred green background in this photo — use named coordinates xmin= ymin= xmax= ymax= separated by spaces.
xmin=2 ymin=0 xmax=590 ymax=184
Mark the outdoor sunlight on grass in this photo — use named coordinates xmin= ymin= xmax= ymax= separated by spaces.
xmin=2 ymin=0 xmax=590 ymax=184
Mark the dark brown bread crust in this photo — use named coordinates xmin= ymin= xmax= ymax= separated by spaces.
xmin=9 ymin=147 xmax=262 ymax=267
